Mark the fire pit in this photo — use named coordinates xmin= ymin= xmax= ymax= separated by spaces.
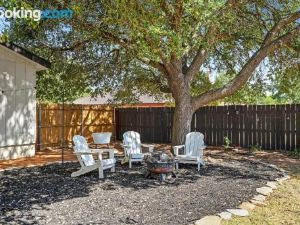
xmin=145 ymin=150 xmax=177 ymax=182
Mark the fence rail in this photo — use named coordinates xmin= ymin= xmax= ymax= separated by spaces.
xmin=116 ymin=104 xmax=300 ymax=150
xmin=36 ymin=104 xmax=115 ymax=150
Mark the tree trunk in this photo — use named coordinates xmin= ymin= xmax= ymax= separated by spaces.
xmin=171 ymin=95 xmax=194 ymax=145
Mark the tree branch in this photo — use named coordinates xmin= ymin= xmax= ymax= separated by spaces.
xmin=138 ymin=58 xmax=168 ymax=75
xmin=184 ymin=0 xmax=245 ymax=84
xmin=38 ymin=39 xmax=91 ymax=51
xmin=192 ymin=25 xmax=300 ymax=110
xmin=100 ymin=30 xmax=132 ymax=47
xmin=143 ymin=68 xmax=171 ymax=93
xmin=262 ymin=10 xmax=300 ymax=46
xmin=185 ymin=48 xmax=208 ymax=84
xmin=150 ymin=73 xmax=171 ymax=93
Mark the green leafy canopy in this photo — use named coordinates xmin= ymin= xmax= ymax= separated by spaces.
xmin=1 ymin=0 xmax=300 ymax=104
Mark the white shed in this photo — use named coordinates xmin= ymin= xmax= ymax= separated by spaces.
xmin=0 ymin=43 xmax=50 ymax=160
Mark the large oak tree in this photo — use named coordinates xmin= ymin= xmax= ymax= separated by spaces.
xmin=3 ymin=0 xmax=300 ymax=144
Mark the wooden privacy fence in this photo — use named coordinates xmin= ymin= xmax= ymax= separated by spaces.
xmin=36 ymin=104 xmax=115 ymax=150
xmin=37 ymin=104 xmax=300 ymax=151
xmin=116 ymin=107 xmax=174 ymax=143
xmin=115 ymin=104 xmax=300 ymax=150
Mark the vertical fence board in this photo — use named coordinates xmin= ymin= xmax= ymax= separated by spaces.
xmin=257 ymin=105 xmax=264 ymax=149
xmin=296 ymin=105 xmax=300 ymax=149
xmin=279 ymin=105 xmax=286 ymax=150
xmin=290 ymin=104 xmax=296 ymax=150
xmin=222 ymin=106 xmax=226 ymax=145
xmin=233 ymin=105 xmax=239 ymax=146
xmin=286 ymin=105 xmax=291 ymax=150
xmin=216 ymin=107 xmax=222 ymax=145
xmin=265 ymin=105 xmax=271 ymax=150
xmin=240 ymin=105 xmax=245 ymax=147
xmin=37 ymin=104 xmax=300 ymax=150
xmin=36 ymin=104 xmax=115 ymax=149
xmin=244 ymin=105 xmax=250 ymax=147
xmin=223 ymin=105 xmax=228 ymax=144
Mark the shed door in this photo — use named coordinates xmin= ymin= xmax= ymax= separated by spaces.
xmin=0 ymin=93 xmax=6 ymax=147
xmin=0 ymin=60 xmax=36 ymax=147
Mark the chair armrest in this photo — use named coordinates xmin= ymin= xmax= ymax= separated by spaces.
xmin=120 ymin=144 xmax=131 ymax=156
xmin=172 ymin=145 xmax=184 ymax=156
xmin=90 ymin=148 xmax=112 ymax=153
xmin=121 ymin=144 xmax=131 ymax=151
xmin=90 ymin=148 xmax=104 ymax=154
xmin=74 ymin=152 xmax=94 ymax=155
xmin=141 ymin=144 xmax=154 ymax=147
xmin=91 ymin=148 xmax=115 ymax=159
xmin=87 ymin=143 xmax=97 ymax=148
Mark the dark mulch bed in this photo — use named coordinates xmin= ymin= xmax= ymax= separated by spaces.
xmin=0 ymin=157 xmax=284 ymax=225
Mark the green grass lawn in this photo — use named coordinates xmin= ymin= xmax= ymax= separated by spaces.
xmin=223 ymin=169 xmax=300 ymax=225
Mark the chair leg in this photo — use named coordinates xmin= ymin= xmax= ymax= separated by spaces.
xmin=197 ymin=162 xmax=200 ymax=171
xmin=201 ymin=159 xmax=205 ymax=167
xmin=111 ymin=166 xmax=115 ymax=172
xmin=99 ymin=167 xmax=104 ymax=179
xmin=129 ymin=159 xmax=132 ymax=169
xmin=175 ymin=162 xmax=179 ymax=170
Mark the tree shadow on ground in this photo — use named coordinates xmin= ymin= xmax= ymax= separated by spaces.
xmin=0 ymin=158 xmax=283 ymax=224
xmin=0 ymin=164 xmax=100 ymax=224
xmin=106 ymin=158 xmax=283 ymax=190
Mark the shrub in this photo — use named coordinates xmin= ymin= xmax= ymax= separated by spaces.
xmin=289 ymin=148 xmax=300 ymax=159
xmin=249 ymin=144 xmax=262 ymax=153
xmin=223 ymin=136 xmax=231 ymax=150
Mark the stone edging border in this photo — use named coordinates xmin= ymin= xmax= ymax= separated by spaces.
xmin=193 ymin=162 xmax=291 ymax=225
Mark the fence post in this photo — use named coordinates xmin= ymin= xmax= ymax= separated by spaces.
xmin=113 ymin=107 xmax=117 ymax=141
xmin=81 ymin=105 xmax=84 ymax=136
xmin=36 ymin=104 xmax=42 ymax=151
xmin=296 ymin=104 xmax=300 ymax=149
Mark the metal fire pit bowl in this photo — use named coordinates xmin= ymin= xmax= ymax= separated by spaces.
xmin=147 ymin=161 xmax=174 ymax=174
xmin=145 ymin=150 xmax=176 ymax=182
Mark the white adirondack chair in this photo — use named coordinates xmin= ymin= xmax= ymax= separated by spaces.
xmin=173 ymin=132 xmax=206 ymax=171
xmin=122 ymin=131 xmax=154 ymax=168
xmin=92 ymin=132 xmax=112 ymax=147
xmin=72 ymin=135 xmax=116 ymax=179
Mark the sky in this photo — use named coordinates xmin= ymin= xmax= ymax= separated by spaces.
xmin=0 ymin=18 xmax=8 ymax=34
xmin=0 ymin=6 xmax=5 ymax=34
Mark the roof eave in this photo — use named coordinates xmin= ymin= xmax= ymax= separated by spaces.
xmin=0 ymin=42 xmax=51 ymax=70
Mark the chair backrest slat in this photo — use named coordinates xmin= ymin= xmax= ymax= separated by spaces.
xmin=123 ymin=131 xmax=141 ymax=155
xmin=73 ymin=135 xmax=95 ymax=166
xmin=185 ymin=132 xmax=205 ymax=156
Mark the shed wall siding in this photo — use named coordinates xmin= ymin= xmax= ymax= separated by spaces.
xmin=0 ymin=47 xmax=37 ymax=160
